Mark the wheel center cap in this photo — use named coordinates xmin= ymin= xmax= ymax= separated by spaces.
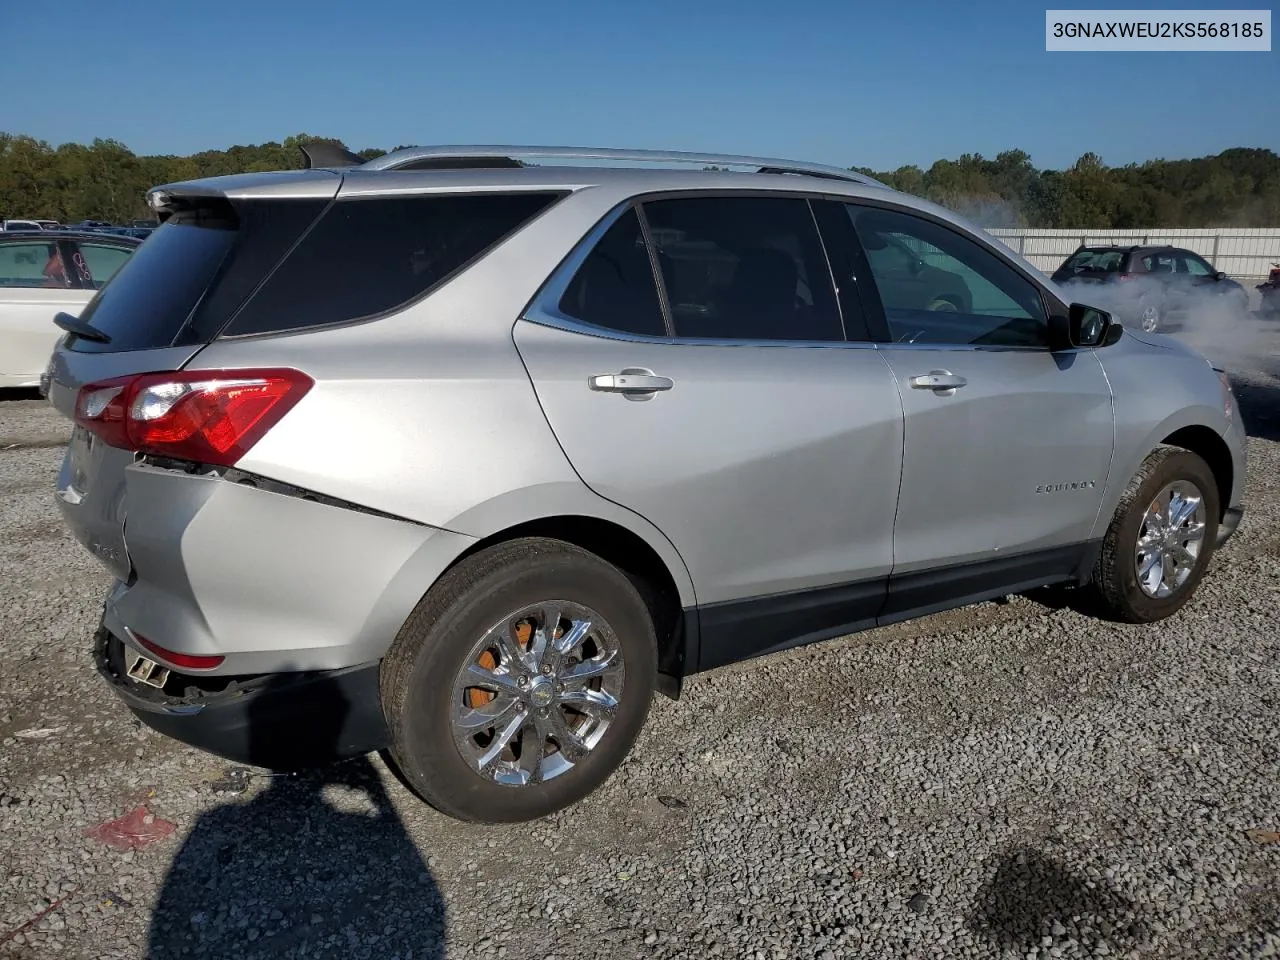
xmin=528 ymin=676 xmax=555 ymax=708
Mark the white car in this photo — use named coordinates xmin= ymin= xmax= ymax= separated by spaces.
xmin=0 ymin=230 xmax=140 ymax=387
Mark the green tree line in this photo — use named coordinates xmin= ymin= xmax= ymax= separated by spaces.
xmin=2 ymin=131 xmax=1278 ymax=229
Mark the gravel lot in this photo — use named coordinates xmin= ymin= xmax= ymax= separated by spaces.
xmin=2 ymin=336 xmax=1279 ymax=959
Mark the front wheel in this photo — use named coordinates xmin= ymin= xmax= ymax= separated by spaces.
xmin=381 ymin=538 xmax=657 ymax=824
xmin=1138 ymin=298 xmax=1161 ymax=333
xmin=1087 ymin=447 xmax=1220 ymax=623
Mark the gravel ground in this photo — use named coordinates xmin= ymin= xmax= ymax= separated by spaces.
xmin=2 ymin=338 xmax=1280 ymax=959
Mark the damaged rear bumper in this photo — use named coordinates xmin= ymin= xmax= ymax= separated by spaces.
xmin=94 ymin=623 xmax=391 ymax=770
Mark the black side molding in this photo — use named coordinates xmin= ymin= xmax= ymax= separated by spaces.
xmin=54 ymin=311 xmax=111 ymax=344
xmin=684 ymin=542 xmax=1100 ymax=677
xmin=299 ymin=142 xmax=367 ymax=169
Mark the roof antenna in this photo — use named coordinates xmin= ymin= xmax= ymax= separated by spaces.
xmin=298 ymin=141 xmax=366 ymax=169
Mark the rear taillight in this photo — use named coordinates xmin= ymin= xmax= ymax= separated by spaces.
xmin=1116 ymin=273 xmax=1133 ymax=281
xmin=133 ymin=632 xmax=224 ymax=670
xmin=74 ymin=368 xmax=312 ymax=466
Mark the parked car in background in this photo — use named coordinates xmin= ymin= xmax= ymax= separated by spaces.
xmin=1050 ymin=244 xmax=1250 ymax=332
xmin=2 ymin=220 xmax=45 ymax=232
xmin=0 ymin=231 xmax=140 ymax=387
xmin=47 ymin=145 xmax=1244 ymax=824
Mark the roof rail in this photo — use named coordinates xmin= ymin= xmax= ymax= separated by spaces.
xmin=358 ymin=145 xmax=888 ymax=187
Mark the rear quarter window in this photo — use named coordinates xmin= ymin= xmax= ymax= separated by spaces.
xmin=222 ymin=192 xmax=565 ymax=337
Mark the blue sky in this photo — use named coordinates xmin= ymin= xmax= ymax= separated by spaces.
xmin=3 ymin=0 xmax=1276 ymax=171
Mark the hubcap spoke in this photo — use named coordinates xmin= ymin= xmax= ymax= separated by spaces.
xmin=554 ymin=618 xmax=593 ymax=656
xmin=547 ymin=710 xmax=589 ymax=761
xmin=527 ymin=603 xmax=561 ymax=668
xmin=1169 ymin=495 xmax=1200 ymax=530
xmin=456 ymin=694 xmax=522 ymax=733
xmin=560 ymin=687 xmax=619 ymax=719
xmin=1137 ymin=550 xmax=1162 ymax=582
xmin=1180 ymin=521 xmax=1206 ymax=544
xmin=560 ymin=649 xmax=619 ymax=684
xmin=476 ymin=709 xmax=528 ymax=772
xmin=464 ymin=662 xmax=523 ymax=695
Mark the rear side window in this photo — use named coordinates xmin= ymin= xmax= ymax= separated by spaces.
xmin=558 ymin=207 xmax=667 ymax=337
xmin=1062 ymin=249 xmax=1125 ymax=273
xmin=640 ymin=196 xmax=844 ymax=342
xmin=70 ymin=242 xmax=134 ymax=289
xmin=223 ymin=192 xmax=563 ymax=337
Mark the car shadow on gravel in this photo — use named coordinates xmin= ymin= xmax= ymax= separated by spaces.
xmin=968 ymin=846 xmax=1151 ymax=955
xmin=147 ymin=675 xmax=446 ymax=959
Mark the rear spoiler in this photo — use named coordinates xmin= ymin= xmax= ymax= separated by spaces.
xmin=298 ymin=142 xmax=366 ymax=169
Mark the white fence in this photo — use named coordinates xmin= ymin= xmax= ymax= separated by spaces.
xmin=985 ymin=228 xmax=1280 ymax=280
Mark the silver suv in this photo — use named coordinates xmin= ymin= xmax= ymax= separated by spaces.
xmin=47 ymin=145 xmax=1245 ymax=824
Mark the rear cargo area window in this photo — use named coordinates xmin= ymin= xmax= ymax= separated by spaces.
xmin=71 ymin=211 xmax=239 ymax=353
xmin=223 ymin=192 xmax=563 ymax=337
xmin=69 ymin=199 xmax=329 ymax=354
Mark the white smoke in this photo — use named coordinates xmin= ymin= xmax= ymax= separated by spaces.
xmin=1056 ymin=276 xmax=1280 ymax=378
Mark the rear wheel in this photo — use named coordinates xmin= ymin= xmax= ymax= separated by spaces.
xmin=1087 ymin=447 xmax=1219 ymax=623
xmin=381 ymin=538 xmax=657 ymax=824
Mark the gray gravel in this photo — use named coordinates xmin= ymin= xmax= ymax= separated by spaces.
xmin=2 ymin=349 xmax=1280 ymax=959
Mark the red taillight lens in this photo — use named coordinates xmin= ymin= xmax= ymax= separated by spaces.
xmin=133 ymin=633 xmax=224 ymax=670
xmin=1117 ymin=273 xmax=1132 ymax=281
xmin=75 ymin=368 xmax=312 ymax=466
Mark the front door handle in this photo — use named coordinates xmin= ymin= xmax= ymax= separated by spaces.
xmin=589 ymin=368 xmax=674 ymax=401
xmin=910 ymin=370 xmax=968 ymax=394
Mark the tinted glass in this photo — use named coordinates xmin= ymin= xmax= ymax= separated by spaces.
xmin=1141 ymin=252 xmax=1177 ymax=273
xmin=0 ymin=241 xmax=66 ymax=288
xmin=71 ymin=242 xmax=134 ymax=289
xmin=225 ymin=192 xmax=563 ymax=337
xmin=848 ymin=204 xmax=1047 ymax=347
xmin=558 ymin=207 xmax=665 ymax=337
xmin=641 ymin=196 xmax=844 ymax=342
xmin=71 ymin=208 xmax=239 ymax=353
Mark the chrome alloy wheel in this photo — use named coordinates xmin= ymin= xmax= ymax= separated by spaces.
xmin=1134 ymin=480 xmax=1206 ymax=598
xmin=450 ymin=601 xmax=624 ymax=786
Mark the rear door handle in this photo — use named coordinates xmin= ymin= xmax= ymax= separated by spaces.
xmin=910 ymin=370 xmax=967 ymax=393
xmin=589 ymin=369 xmax=674 ymax=399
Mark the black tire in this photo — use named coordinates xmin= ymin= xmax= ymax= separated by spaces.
xmin=1087 ymin=447 xmax=1220 ymax=623
xmin=380 ymin=537 xmax=657 ymax=824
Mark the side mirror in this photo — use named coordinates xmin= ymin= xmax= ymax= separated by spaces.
xmin=1214 ymin=271 xmax=1228 ymax=281
xmin=1051 ymin=303 xmax=1117 ymax=350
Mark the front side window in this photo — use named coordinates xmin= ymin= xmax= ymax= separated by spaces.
xmin=640 ymin=196 xmax=844 ymax=342
xmin=558 ymin=207 xmax=666 ymax=337
xmin=0 ymin=241 xmax=70 ymax=288
xmin=1179 ymin=253 xmax=1215 ymax=276
xmin=1142 ymin=252 xmax=1177 ymax=274
xmin=846 ymin=204 xmax=1048 ymax=347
